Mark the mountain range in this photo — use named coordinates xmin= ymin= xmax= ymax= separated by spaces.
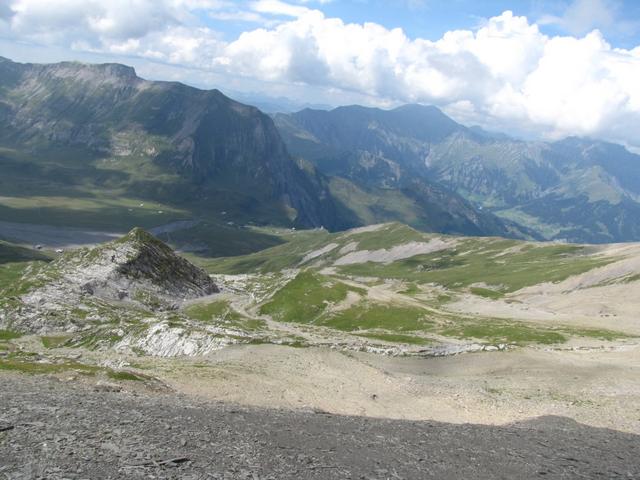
xmin=1 ymin=56 xmax=640 ymax=246
xmin=275 ymin=105 xmax=640 ymax=243
xmin=0 ymin=57 xmax=344 ymax=233
xmin=0 ymin=57 xmax=523 ymax=247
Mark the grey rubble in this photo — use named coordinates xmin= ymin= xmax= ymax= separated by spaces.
xmin=0 ymin=373 xmax=638 ymax=480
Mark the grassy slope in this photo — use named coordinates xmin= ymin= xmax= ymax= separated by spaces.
xmin=217 ymin=223 xmax=630 ymax=346
xmin=338 ymin=241 xmax=609 ymax=294
xmin=0 ymin=240 xmax=51 ymax=264
xmin=1 ymin=221 xmax=633 ymax=349
xmin=0 ymin=241 xmax=51 ymax=292
xmin=0 ymin=145 xmax=292 ymax=258
xmin=193 ymin=228 xmax=333 ymax=273
xmin=157 ymin=223 xmax=284 ymax=259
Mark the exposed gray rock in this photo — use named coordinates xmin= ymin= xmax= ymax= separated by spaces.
xmin=1 ymin=228 xmax=218 ymax=334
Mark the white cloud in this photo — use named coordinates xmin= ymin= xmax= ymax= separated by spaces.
xmin=2 ymin=0 xmax=640 ymax=149
xmin=251 ymin=0 xmax=312 ymax=18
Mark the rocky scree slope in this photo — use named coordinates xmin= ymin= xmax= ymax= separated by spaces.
xmin=2 ymin=374 xmax=639 ymax=480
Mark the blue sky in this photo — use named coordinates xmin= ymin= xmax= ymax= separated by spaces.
xmin=199 ymin=0 xmax=640 ymax=49
xmin=1 ymin=0 xmax=640 ymax=148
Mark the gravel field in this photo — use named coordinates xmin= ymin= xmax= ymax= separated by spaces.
xmin=1 ymin=372 xmax=639 ymax=479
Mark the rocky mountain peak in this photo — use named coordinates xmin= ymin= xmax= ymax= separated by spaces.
xmin=74 ymin=227 xmax=219 ymax=301
xmin=2 ymin=229 xmax=219 ymax=334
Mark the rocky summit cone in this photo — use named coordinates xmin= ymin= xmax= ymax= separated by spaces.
xmin=1 ymin=228 xmax=219 ymax=333
xmin=76 ymin=227 xmax=219 ymax=302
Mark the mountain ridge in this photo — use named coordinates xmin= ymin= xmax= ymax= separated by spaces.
xmin=275 ymin=103 xmax=640 ymax=243
xmin=0 ymin=56 xmax=350 ymax=233
xmin=0 ymin=57 xmax=519 ymax=244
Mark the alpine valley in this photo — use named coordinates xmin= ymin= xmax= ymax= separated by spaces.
xmin=2 ymin=57 xmax=640 ymax=478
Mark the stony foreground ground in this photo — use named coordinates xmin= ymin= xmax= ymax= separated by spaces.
xmin=0 ymin=373 xmax=639 ymax=479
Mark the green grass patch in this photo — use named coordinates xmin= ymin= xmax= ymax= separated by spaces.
xmin=0 ymin=329 xmax=22 ymax=341
xmin=0 ymin=354 xmax=149 ymax=382
xmin=323 ymin=303 xmax=434 ymax=332
xmin=260 ymin=271 xmax=361 ymax=323
xmin=344 ymin=222 xmax=427 ymax=250
xmin=0 ymin=262 xmax=29 ymax=288
xmin=106 ymin=370 xmax=144 ymax=382
xmin=355 ymin=332 xmax=432 ymax=345
xmin=469 ymin=287 xmax=503 ymax=299
xmin=441 ymin=321 xmax=567 ymax=345
xmin=69 ymin=328 xmax=129 ymax=349
xmin=567 ymin=327 xmax=632 ymax=341
xmin=186 ymin=300 xmax=265 ymax=330
xmin=339 ymin=239 xmax=613 ymax=293
xmin=0 ymin=357 xmax=100 ymax=375
xmin=327 ymin=178 xmax=423 ymax=228
xmin=40 ymin=335 xmax=71 ymax=349
xmin=0 ymin=260 xmax=60 ymax=297
xmin=399 ymin=283 xmax=421 ymax=295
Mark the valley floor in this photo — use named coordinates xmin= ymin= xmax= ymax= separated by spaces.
xmin=1 ymin=370 xmax=639 ymax=480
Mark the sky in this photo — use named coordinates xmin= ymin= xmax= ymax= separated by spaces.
xmin=1 ymin=0 xmax=640 ymax=148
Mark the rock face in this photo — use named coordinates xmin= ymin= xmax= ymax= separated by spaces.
xmin=77 ymin=228 xmax=219 ymax=302
xmin=2 ymin=228 xmax=218 ymax=333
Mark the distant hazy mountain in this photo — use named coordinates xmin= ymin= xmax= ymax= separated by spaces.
xmin=0 ymin=56 xmax=345 ymax=231
xmin=275 ymin=104 xmax=640 ymax=243
xmin=222 ymin=90 xmax=333 ymax=114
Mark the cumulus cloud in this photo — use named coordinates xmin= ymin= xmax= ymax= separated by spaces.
xmin=218 ymin=9 xmax=640 ymax=146
xmin=4 ymin=0 xmax=227 ymax=64
xmin=2 ymin=0 xmax=640 ymax=148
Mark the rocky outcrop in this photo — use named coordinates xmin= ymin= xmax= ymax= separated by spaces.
xmin=80 ymin=227 xmax=218 ymax=302
xmin=1 ymin=228 xmax=218 ymax=333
